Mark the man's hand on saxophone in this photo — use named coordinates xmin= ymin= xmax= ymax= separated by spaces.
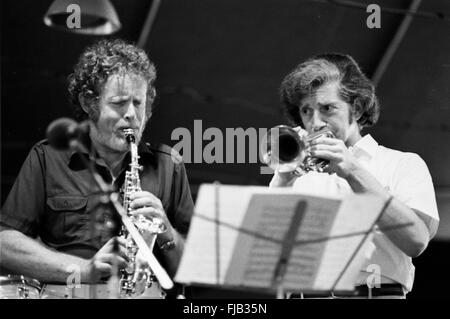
xmin=128 ymin=190 xmax=186 ymax=277
xmin=129 ymin=191 xmax=175 ymax=245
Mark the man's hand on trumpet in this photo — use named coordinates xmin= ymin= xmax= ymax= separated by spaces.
xmin=307 ymin=136 xmax=360 ymax=179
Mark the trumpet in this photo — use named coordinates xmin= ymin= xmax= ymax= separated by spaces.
xmin=260 ymin=125 xmax=335 ymax=175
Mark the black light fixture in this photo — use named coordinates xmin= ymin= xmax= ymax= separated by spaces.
xmin=43 ymin=0 xmax=121 ymax=35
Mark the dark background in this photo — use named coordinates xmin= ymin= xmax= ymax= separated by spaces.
xmin=1 ymin=0 xmax=449 ymax=298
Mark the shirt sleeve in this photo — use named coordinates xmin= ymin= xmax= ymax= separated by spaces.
xmin=1 ymin=144 xmax=46 ymax=237
xmin=170 ymin=161 xmax=194 ymax=237
xmin=391 ymin=153 xmax=439 ymax=239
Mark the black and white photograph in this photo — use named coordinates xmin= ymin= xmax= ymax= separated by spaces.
xmin=1 ymin=0 xmax=449 ymax=307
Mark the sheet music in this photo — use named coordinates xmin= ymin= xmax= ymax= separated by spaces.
xmin=175 ymin=184 xmax=382 ymax=295
xmin=175 ymin=184 xmax=271 ymax=285
xmin=312 ymin=194 xmax=385 ymax=291
xmin=281 ymin=196 xmax=341 ymax=291
xmin=226 ymin=195 xmax=307 ymax=287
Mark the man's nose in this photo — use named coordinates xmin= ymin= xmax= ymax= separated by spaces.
xmin=124 ymin=102 xmax=136 ymax=121
xmin=311 ymin=110 xmax=327 ymax=132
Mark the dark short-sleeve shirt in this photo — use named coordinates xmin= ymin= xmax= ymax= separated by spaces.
xmin=1 ymin=139 xmax=194 ymax=260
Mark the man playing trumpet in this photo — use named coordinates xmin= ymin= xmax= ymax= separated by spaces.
xmin=270 ymin=53 xmax=439 ymax=297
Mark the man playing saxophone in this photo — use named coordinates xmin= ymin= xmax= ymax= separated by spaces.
xmin=270 ymin=53 xmax=439 ymax=298
xmin=0 ymin=39 xmax=194 ymax=297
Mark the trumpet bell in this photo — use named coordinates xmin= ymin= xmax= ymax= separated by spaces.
xmin=260 ymin=125 xmax=334 ymax=174
xmin=260 ymin=125 xmax=307 ymax=173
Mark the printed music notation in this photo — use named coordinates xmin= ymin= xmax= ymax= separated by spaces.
xmin=175 ymin=184 xmax=384 ymax=294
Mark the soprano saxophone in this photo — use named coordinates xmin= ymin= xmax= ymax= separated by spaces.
xmin=119 ymin=129 xmax=167 ymax=298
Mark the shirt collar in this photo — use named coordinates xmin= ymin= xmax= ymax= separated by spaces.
xmin=349 ymin=134 xmax=379 ymax=159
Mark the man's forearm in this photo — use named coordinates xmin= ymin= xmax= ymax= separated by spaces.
xmin=269 ymin=171 xmax=297 ymax=187
xmin=346 ymin=165 xmax=430 ymax=257
xmin=0 ymin=229 xmax=89 ymax=283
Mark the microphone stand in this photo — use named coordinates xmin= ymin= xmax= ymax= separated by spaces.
xmin=68 ymin=140 xmax=174 ymax=294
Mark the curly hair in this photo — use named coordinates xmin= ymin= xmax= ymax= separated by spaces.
xmin=68 ymin=39 xmax=156 ymax=121
xmin=279 ymin=53 xmax=380 ymax=129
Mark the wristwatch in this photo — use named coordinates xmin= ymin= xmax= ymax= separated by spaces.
xmin=160 ymin=239 xmax=176 ymax=251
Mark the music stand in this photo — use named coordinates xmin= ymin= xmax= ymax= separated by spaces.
xmin=175 ymin=183 xmax=406 ymax=298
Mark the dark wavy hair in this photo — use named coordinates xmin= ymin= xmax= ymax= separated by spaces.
xmin=280 ymin=53 xmax=380 ymax=129
xmin=68 ymin=39 xmax=156 ymax=121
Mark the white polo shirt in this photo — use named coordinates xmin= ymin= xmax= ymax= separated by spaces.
xmin=270 ymin=134 xmax=439 ymax=292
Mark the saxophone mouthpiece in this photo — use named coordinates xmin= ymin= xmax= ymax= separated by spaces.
xmin=123 ymin=129 xmax=135 ymax=143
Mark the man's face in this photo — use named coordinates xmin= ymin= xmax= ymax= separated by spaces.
xmin=298 ymin=81 xmax=360 ymax=145
xmin=90 ymin=72 xmax=149 ymax=153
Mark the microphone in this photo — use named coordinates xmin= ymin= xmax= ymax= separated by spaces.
xmin=46 ymin=118 xmax=90 ymax=150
